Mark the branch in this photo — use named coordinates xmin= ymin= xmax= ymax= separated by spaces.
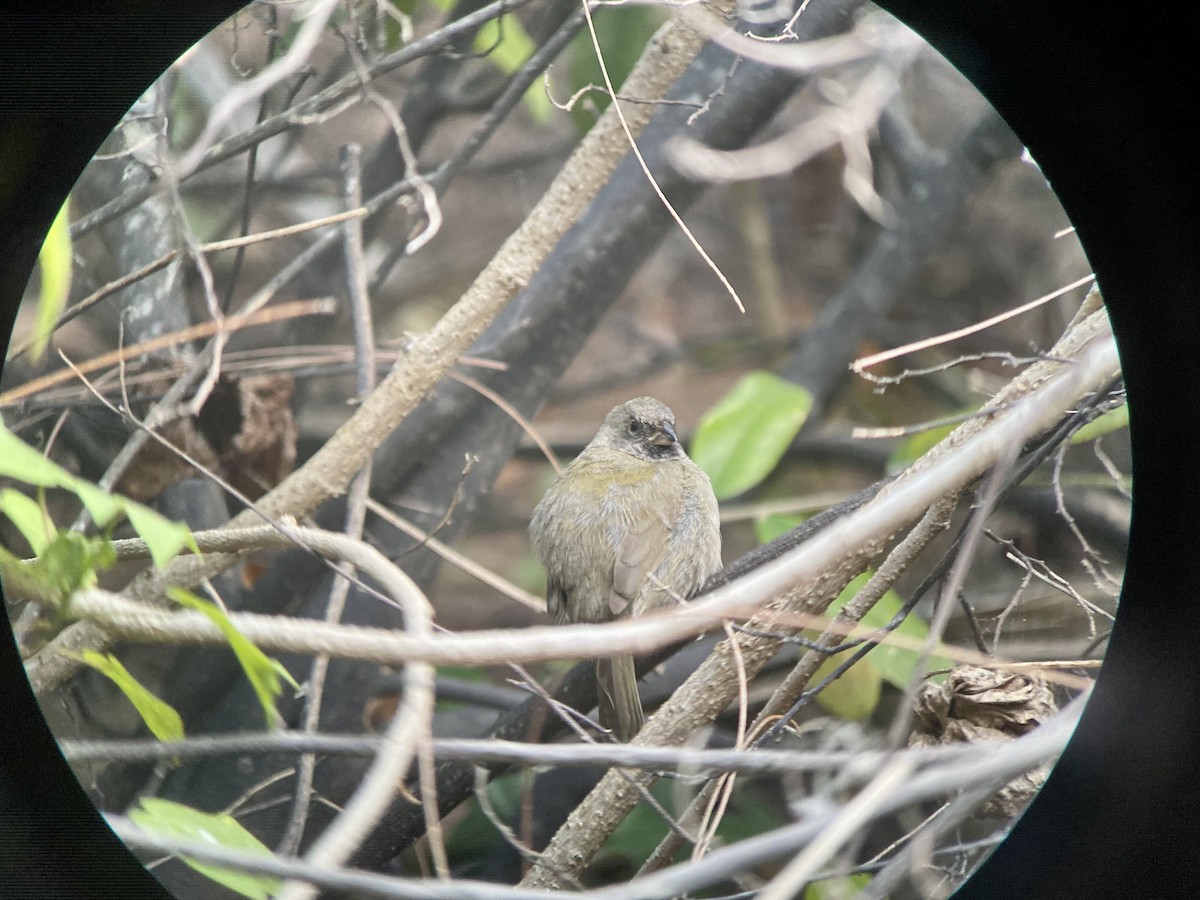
xmin=68 ymin=0 xmax=548 ymax=240
xmin=25 ymin=313 xmax=1117 ymax=683
xmin=25 ymin=2 xmax=723 ymax=695
xmin=61 ymin=732 xmax=993 ymax=774
xmin=103 ymin=700 xmax=1081 ymax=900
xmin=519 ymin=309 xmax=1118 ymax=888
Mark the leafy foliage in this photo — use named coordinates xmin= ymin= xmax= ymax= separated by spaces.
xmin=0 ymin=424 xmax=195 ymax=569
xmin=32 ymin=196 xmax=72 ymax=362
xmin=129 ymin=798 xmax=281 ymax=899
xmin=72 ymin=651 xmax=184 ymax=742
xmin=169 ymin=588 xmax=299 ymax=729
xmin=691 ymin=370 xmax=813 ymax=500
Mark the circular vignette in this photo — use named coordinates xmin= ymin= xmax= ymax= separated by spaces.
xmin=0 ymin=4 xmax=1196 ymax=900
xmin=882 ymin=5 xmax=1200 ymax=898
xmin=0 ymin=7 xmax=246 ymax=899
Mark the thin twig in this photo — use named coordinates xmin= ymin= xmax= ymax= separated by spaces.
xmin=278 ymin=143 xmax=379 ymax=859
xmin=367 ymin=498 xmax=544 ymax=612
xmin=580 ymin=0 xmax=747 ymax=313
xmin=0 ymin=298 xmax=336 ymax=407
xmin=447 ymin=370 xmax=561 ymax=473
xmin=7 ymin=209 xmax=365 ymax=361
xmin=851 ymin=274 xmax=1095 ymax=373
xmin=70 ymin=0 xmax=546 ymax=241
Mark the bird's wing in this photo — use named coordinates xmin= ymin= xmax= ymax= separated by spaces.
xmin=545 ymin=578 xmax=568 ymax=623
xmin=610 ymin=504 xmax=674 ymax=617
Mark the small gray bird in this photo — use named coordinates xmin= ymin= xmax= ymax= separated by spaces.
xmin=530 ymin=397 xmax=722 ymax=741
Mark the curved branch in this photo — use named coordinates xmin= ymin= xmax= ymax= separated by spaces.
xmin=519 ymin=311 xmax=1118 ymax=888
xmin=26 ymin=4 xmax=722 ymax=695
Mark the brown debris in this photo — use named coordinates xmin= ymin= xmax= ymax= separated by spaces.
xmin=910 ymin=664 xmax=1059 ymax=817
xmin=116 ymin=373 xmax=296 ymax=502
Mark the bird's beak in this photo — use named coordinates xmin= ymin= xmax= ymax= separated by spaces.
xmin=653 ymin=421 xmax=678 ymax=447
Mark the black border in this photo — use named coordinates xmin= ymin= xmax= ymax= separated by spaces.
xmin=2 ymin=4 xmax=1198 ymax=898
xmin=1 ymin=8 xmax=244 ymax=898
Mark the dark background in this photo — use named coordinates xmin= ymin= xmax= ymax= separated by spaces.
xmin=1 ymin=3 xmax=1197 ymax=898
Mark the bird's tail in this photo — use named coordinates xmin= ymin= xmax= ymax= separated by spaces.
xmin=596 ymin=655 xmax=644 ymax=742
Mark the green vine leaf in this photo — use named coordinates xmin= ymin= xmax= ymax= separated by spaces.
xmin=691 ymin=370 xmax=813 ymax=500
xmin=32 ymin=196 xmax=72 ymax=362
xmin=73 ymin=651 xmax=184 ymax=742
xmin=129 ymin=798 xmax=280 ymax=900
xmin=170 ymin=588 xmax=298 ymax=729
xmin=0 ymin=424 xmax=196 ymax=568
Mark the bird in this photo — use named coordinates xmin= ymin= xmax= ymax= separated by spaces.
xmin=529 ymin=397 xmax=722 ymax=742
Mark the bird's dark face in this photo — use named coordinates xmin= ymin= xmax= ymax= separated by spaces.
xmin=598 ymin=396 xmax=686 ymax=461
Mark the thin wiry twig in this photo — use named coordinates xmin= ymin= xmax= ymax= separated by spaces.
xmin=105 ymin=707 xmax=1078 ymax=900
xmin=1050 ymin=440 xmax=1123 ymax=598
xmin=472 ymin=766 xmax=549 ymax=874
xmin=367 ymin=498 xmax=543 ymax=612
xmin=69 ymin=0 xmax=546 ymax=241
xmin=43 ymin=356 xmax=425 ymax=631
xmin=851 ymin=274 xmax=1095 ymax=373
xmin=8 ymin=206 xmax=367 ymax=362
xmin=218 ymin=1 xmax=280 ymax=314
xmin=278 ymin=142 xmax=380 ymax=859
xmin=1 ymin=299 xmax=336 ymax=407
xmin=580 ymin=0 xmax=747 ymax=313
xmin=886 ymin=443 xmax=1019 ymax=751
xmin=448 ymin=370 xmax=562 ymax=473
xmin=160 ymin=131 xmax=231 ymax=426
xmin=854 ymin=349 xmax=1066 ymax=389
xmin=175 ymin=0 xmax=341 ymax=177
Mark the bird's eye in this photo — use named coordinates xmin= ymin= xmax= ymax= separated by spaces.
xmin=628 ymin=420 xmax=642 ymax=434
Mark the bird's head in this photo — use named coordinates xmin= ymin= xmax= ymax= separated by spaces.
xmin=595 ymin=396 xmax=686 ymax=461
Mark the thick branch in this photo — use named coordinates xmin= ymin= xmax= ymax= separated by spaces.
xmin=520 ymin=310 xmax=1119 ymax=888
xmin=26 ymin=6 xmax=725 ymax=695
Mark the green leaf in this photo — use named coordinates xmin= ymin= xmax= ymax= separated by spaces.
xmin=1070 ymin=401 xmax=1129 ymax=444
xmin=74 ymin=651 xmax=184 ymax=742
xmin=0 ymin=488 xmax=52 ymax=554
xmin=0 ymin=424 xmax=127 ymax=523
xmin=0 ymin=530 xmax=115 ymax=613
xmin=0 ymin=424 xmax=195 ymax=568
xmin=805 ymin=872 xmax=871 ymax=899
xmin=170 ymin=588 xmax=291 ymax=728
xmin=32 ymin=196 xmax=72 ymax=362
xmin=691 ymin=371 xmax=813 ymax=499
xmin=827 ymin=573 xmax=951 ymax=691
xmin=129 ymin=798 xmax=280 ymax=900
xmin=0 ymin=426 xmax=96 ymax=494
xmin=124 ymin=502 xmax=197 ymax=570
xmin=35 ymin=530 xmax=115 ymax=597
xmin=67 ymin=480 xmax=125 ymax=529
xmin=812 ymin=651 xmax=881 ymax=721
